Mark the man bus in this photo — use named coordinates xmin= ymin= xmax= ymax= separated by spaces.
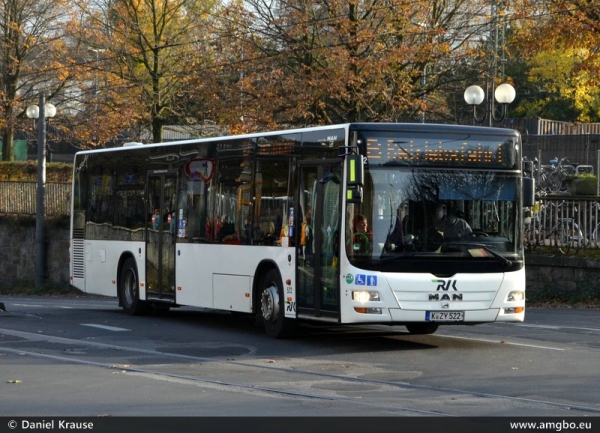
xmin=69 ymin=123 xmax=534 ymax=338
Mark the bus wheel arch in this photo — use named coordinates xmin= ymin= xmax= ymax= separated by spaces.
xmin=254 ymin=262 xmax=297 ymax=339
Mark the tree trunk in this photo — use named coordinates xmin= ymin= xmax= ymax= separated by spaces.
xmin=2 ymin=119 xmax=14 ymax=162
xmin=152 ymin=117 xmax=163 ymax=143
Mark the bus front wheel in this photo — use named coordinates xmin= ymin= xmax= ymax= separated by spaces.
xmin=405 ymin=323 xmax=439 ymax=335
xmin=260 ymin=269 xmax=296 ymax=339
xmin=119 ymin=257 xmax=148 ymax=315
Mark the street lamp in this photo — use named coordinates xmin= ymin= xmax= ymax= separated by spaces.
xmin=26 ymin=94 xmax=57 ymax=287
xmin=464 ymin=82 xmax=515 ymax=126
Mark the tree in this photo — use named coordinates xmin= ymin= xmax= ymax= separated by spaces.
xmin=204 ymin=0 xmax=498 ymax=129
xmin=510 ymin=0 xmax=600 ymax=122
xmin=512 ymin=48 xmax=599 ymax=122
xmin=0 ymin=0 xmax=70 ymax=161
xmin=72 ymin=0 xmax=218 ymax=143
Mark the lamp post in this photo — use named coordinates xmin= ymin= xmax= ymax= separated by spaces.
xmin=26 ymin=94 xmax=57 ymax=287
xmin=464 ymin=82 xmax=516 ymax=126
xmin=420 ymin=64 xmax=436 ymax=124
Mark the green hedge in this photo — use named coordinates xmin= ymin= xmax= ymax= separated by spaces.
xmin=0 ymin=161 xmax=72 ymax=182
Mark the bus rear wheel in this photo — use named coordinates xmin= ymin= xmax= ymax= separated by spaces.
xmin=405 ymin=323 xmax=439 ymax=335
xmin=260 ymin=269 xmax=296 ymax=339
xmin=119 ymin=257 xmax=149 ymax=315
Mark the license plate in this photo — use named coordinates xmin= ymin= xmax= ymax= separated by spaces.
xmin=426 ymin=311 xmax=464 ymax=322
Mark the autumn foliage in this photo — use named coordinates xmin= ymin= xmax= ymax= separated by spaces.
xmin=0 ymin=0 xmax=599 ymax=157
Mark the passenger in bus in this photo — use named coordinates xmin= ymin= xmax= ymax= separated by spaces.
xmin=421 ymin=204 xmax=445 ymax=252
xmin=277 ymin=209 xmax=294 ymax=247
xmin=351 ymin=214 xmax=372 ymax=254
xmin=219 ymin=215 xmax=238 ymax=243
xmin=384 ymin=215 xmax=405 ymax=253
xmin=152 ymin=208 xmax=160 ymax=230
xmin=300 ymin=217 xmax=308 ymax=263
xmin=275 ymin=211 xmax=283 ymax=237
xmin=213 ymin=215 xmax=222 ymax=241
xmin=242 ymin=218 xmax=251 ymax=244
xmin=169 ymin=211 xmax=176 ymax=233
xmin=439 ymin=207 xmax=473 ymax=241
xmin=304 ymin=207 xmax=314 ymax=266
xmin=205 ymin=217 xmax=212 ymax=240
xmin=263 ymin=221 xmax=276 ymax=245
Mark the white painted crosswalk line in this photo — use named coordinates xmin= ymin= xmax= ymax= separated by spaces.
xmin=81 ymin=324 xmax=130 ymax=332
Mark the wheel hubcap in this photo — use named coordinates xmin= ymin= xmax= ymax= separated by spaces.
xmin=261 ymin=284 xmax=279 ymax=322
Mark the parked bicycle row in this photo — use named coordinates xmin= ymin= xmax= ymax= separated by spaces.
xmin=524 ymin=197 xmax=600 ymax=254
xmin=523 ymin=156 xmax=594 ymax=194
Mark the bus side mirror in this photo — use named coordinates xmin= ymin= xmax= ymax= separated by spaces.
xmin=346 ymin=187 xmax=363 ymax=204
xmin=523 ymin=177 xmax=535 ymax=207
xmin=346 ymin=154 xmax=363 ymax=187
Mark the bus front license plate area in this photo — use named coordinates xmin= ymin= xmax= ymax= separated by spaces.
xmin=426 ymin=311 xmax=464 ymax=322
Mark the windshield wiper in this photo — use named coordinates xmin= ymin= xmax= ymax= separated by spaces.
xmin=442 ymin=242 xmax=512 ymax=267
xmin=374 ymin=251 xmax=440 ymax=264
xmin=374 ymin=243 xmax=512 ymax=267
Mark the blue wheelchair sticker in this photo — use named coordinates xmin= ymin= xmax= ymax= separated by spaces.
xmin=355 ymin=275 xmax=377 ymax=286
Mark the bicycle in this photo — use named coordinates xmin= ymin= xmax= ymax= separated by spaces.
xmin=584 ymin=200 xmax=600 ymax=248
xmin=545 ymin=157 xmax=575 ymax=193
xmin=525 ymin=200 xmax=588 ymax=254
xmin=523 ymin=156 xmax=548 ymax=195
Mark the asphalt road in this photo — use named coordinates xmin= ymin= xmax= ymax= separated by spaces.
xmin=0 ymin=296 xmax=599 ymax=422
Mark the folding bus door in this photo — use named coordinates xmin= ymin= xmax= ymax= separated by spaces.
xmin=296 ymin=160 xmax=342 ymax=319
xmin=146 ymin=171 xmax=177 ymax=302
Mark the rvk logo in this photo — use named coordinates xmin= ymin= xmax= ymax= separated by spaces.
xmin=432 ymin=279 xmax=458 ymax=291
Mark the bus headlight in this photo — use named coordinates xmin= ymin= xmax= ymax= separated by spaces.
xmin=506 ymin=291 xmax=525 ymax=302
xmin=352 ymin=291 xmax=380 ymax=303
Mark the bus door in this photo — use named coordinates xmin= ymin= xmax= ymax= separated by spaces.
xmin=146 ymin=172 xmax=177 ymax=302
xmin=297 ymin=161 xmax=342 ymax=319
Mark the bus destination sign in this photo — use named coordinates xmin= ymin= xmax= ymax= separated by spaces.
xmin=364 ymin=136 xmax=516 ymax=168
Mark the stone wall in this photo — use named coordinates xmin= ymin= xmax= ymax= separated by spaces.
xmin=0 ymin=221 xmax=599 ymax=301
xmin=525 ymin=254 xmax=600 ymax=301
xmin=0 ymin=220 xmax=70 ymax=288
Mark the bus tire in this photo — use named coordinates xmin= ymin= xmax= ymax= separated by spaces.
xmin=260 ymin=269 xmax=297 ymax=339
xmin=405 ymin=323 xmax=439 ymax=335
xmin=119 ymin=257 xmax=148 ymax=316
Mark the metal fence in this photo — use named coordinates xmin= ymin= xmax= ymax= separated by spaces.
xmin=0 ymin=181 xmax=71 ymax=216
xmin=525 ymin=196 xmax=600 ymax=254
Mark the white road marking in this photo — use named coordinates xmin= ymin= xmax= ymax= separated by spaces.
xmin=436 ymin=334 xmax=566 ymax=350
xmin=10 ymin=304 xmax=44 ymax=308
xmin=81 ymin=324 xmax=130 ymax=332
xmin=515 ymin=323 xmax=600 ymax=332
xmin=513 ymin=324 xmax=561 ymax=330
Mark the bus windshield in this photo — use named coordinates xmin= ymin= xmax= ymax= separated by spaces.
xmin=345 ymin=166 xmax=520 ymax=272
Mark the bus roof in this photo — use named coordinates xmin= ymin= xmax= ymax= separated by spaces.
xmin=74 ymin=122 xmax=519 ymax=156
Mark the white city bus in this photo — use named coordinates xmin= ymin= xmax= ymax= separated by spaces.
xmin=69 ymin=123 xmax=534 ymax=338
